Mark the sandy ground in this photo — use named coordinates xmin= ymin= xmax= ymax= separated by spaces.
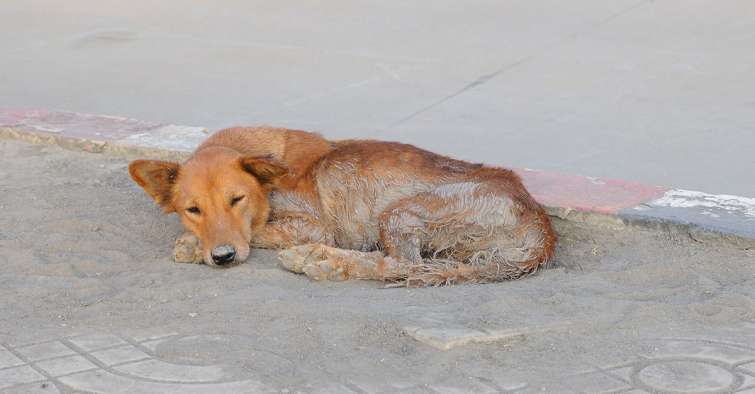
xmin=1 ymin=139 xmax=755 ymax=393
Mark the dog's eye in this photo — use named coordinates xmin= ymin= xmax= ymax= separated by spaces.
xmin=186 ymin=206 xmax=201 ymax=214
xmin=230 ymin=195 xmax=245 ymax=206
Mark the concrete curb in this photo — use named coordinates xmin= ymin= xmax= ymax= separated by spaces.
xmin=2 ymin=108 xmax=753 ymax=246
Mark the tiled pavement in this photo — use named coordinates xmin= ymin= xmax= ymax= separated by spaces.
xmin=557 ymin=338 xmax=755 ymax=394
xmin=3 ymin=330 xmax=755 ymax=393
xmin=1 ymin=331 xmax=265 ymax=393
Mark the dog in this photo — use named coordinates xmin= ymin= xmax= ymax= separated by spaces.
xmin=129 ymin=127 xmax=556 ymax=286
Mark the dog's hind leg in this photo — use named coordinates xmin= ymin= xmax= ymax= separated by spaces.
xmin=378 ymin=181 xmax=556 ymax=286
xmin=277 ymin=181 xmax=555 ymax=286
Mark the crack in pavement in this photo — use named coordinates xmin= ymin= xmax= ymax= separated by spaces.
xmin=380 ymin=0 xmax=657 ymax=132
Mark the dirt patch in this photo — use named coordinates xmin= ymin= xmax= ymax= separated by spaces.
xmin=1 ymin=139 xmax=753 ymax=391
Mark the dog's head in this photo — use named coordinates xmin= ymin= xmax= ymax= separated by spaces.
xmin=128 ymin=147 xmax=286 ymax=266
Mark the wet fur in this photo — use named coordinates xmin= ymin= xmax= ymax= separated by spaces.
xmin=129 ymin=127 xmax=556 ymax=286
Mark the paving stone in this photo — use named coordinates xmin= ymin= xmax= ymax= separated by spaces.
xmin=515 ymin=386 xmax=549 ymax=394
xmin=429 ymin=384 xmax=492 ymax=394
xmin=634 ymin=360 xmax=738 ymax=393
xmin=391 ymin=385 xmax=434 ymax=394
xmin=68 ymin=334 xmax=127 ymax=352
xmin=404 ymin=323 xmax=570 ymax=351
xmin=644 ymin=339 xmax=755 ymax=364
xmin=343 ymin=379 xmax=414 ymax=393
xmin=740 ymin=361 xmax=755 ymax=375
xmin=739 ymin=374 xmax=755 ymax=389
xmin=139 ymin=339 xmax=166 ymax=352
xmin=437 ymin=376 xmax=525 ymax=393
xmin=603 ymin=366 xmax=633 ymax=383
xmin=0 ymin=365 xmax=46 ymax=389
xmin=14 ymin=342 xmax=75 ymax=361
xmin=561 ymin=370 xmax=631 ymax=393
xmin=403 ymin=326 xmax=526 ymax=351
xmin=6 ymin=333 xmax=72 ymax=349
xmin=90 ymin=345 xmax=150 ymax=366
xmin=130 ymin=329 xmax=178 ymax=342
xmin=114 ymin=359 xmax=225 ymax=382
xmin=404 ymin=327 xmax=489 ymax=350
xmin=35 ymin=355 xmax=98 ymax=377
xmin=500 ymin=382 xmax=529 ymax=391
xmin=735 ymin=374 xmax=755 ymax=394
xmin=311 ymin=383 xmax=357 ymax=393
xmin=0 ymin=381 xmax=61 ymax=393
xmin=0 ymin=348 xmax=25 ymax=368
xmin=427 ymin=376 xmax=502 ymax=394
xmin=59 ymin=369 xmax=266 ymax=393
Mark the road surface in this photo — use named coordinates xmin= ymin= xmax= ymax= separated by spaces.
xmin=2 ymin=0 xmax=755 ymax=196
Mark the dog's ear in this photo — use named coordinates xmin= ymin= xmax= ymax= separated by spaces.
xmin=128 ymin=160 xmax=180 ymax=212
xmin=239 ymin=156 xmax=288 ymax=185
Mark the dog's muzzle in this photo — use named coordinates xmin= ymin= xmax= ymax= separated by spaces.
xmin=211 ymin=245 xmax=236 ymax=265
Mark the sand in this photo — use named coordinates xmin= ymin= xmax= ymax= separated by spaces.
xmin=1 ymin=139 xmax=754 ymax=392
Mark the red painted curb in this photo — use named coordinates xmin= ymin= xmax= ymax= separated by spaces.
xmin=0 ymin=108 xmax=668 ymax=215
xmin=0 ymin=108 xmax=168 ymax=141
xmin=4 ymin=108 xmax=753 ymax=243
xmin=517 ymin=168 xmax=668 ymax=215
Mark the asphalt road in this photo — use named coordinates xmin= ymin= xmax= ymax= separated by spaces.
xmin=2 ymin=0 xmax=754 ymax=196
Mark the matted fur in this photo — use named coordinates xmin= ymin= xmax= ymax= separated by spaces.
xmin=128 ymin=127 xmax=556 ymax=287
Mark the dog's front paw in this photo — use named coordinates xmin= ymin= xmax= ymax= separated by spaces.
xmin=173 ymin=232 xmax=204 ymax=264
xmin=277 ymin=244 xmax=348 ymax=281
xmin=302 ymin=259 xmax=348 ymax=281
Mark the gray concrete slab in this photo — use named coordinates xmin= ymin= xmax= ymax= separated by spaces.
xmin=2 ymin=0 xmax=754 ymax=196
xmin=622 ymin=189 xmax=755 ymax=241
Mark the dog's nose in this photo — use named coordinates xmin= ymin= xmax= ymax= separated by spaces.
xmin=211 ymin=245 xmax=236 ymax=265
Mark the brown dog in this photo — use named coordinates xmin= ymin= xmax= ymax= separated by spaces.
xmin=129 ymin=127 xmax=556 ymax=286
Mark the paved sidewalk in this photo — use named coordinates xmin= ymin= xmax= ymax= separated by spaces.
xmin=4 ymin=330 xmax=755 ymax=393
